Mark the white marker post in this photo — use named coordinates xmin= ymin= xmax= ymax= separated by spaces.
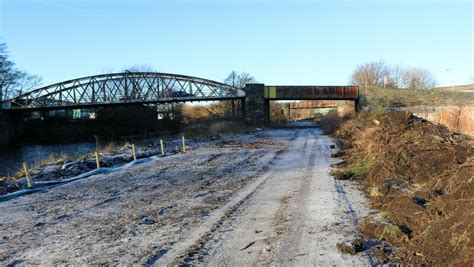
xmin=132 ymin=144 xmax=137 ymax=161
xmin=23 ymin=163 xmax=32 ymax=188
xmin=160 ymin=139 xmax=165 ymax=155
xmin=95 ymin=151 xmax=100 ymax=169
xmin=182 ymin=135 xmax=186 ymax=153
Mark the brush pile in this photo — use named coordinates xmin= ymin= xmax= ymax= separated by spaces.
xmin=332 ymin=111 xmax=473 ymax=265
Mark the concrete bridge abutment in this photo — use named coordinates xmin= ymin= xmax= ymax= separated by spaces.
xmin=242 ymin=83 xmax=268 ymax=126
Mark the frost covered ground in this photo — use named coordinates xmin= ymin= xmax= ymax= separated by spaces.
xmin=0 ymin=125 xmax=375 ymax=265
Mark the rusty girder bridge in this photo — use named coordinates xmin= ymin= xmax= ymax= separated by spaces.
xmin=3 ymin=71 xmax=244 ymax=111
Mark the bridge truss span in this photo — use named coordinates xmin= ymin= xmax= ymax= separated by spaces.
xmin=4 ymin=72 xmax=244 ymax=110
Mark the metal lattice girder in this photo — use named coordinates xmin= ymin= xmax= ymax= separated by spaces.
xmin=5 ymin=72 xmax=245 ymax=110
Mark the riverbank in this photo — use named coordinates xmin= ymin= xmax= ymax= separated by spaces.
xmin=0 ymin=119 xmax=249 ymax=192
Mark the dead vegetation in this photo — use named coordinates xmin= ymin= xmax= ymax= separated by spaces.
xmin=359 ymin=86 xmax=474 ymax=109
xmin=183 ymin=119 xmax=250 ymax=138
xmin=180 ymin=103 xmax=250 ymax=138
xmin=327 ymin=111 xmax=473 ymax=265
xmin=319 ymin=112 xmax=343 ymax=134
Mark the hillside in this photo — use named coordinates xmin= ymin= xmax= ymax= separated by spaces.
xmin=434 ymin=84 xmax=474 ymax=93
xmin=358 ymin=86 xmax=474 ymax=109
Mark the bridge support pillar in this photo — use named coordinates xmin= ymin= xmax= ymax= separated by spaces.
xmin=243 ymin=83 xmax=267 ymax=126
xmin=0 ymin=111 xmax=22 ymax=145
xmin=355 ymin=97 xmax=361 ymax=112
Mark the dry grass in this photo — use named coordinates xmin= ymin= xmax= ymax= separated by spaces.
xmin=331 ymin=156 xmax=374 ymax=180
xmin=319 ymin=112 xmax=343 ymax=134
xmin=369 ymin=186 xmax=383 ymax=198
xmin=34 ymin=152 xmax=69 ymax=168
xmin=99 ymin=142 xmax=122 ymax=154
xmin=181 ymin=105 xmax=216 ymax=122
xmin=379 ymin=210 xmax=389 ymax=219
xmin=14 ymin=152 xmax=69 ymax=178
xmin=379 ymin=223 xmax=409 ymax=243
xmin=183 ymin=119 xmax=250 ymax=138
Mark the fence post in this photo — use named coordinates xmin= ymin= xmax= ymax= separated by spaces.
xmin=160 ymin=139 xmax=165 ymax=155
xmin=182 ymin=135 xmax=186 ymax=153
xmin=23 ymin=163 xmax=31 ymax=188
xmin=132 ymin=144 xmax=137 ymax=161
xmin=95 ymin=151 xmax=100 ymax=169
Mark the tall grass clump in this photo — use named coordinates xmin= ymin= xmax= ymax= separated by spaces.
xmin=331 ymin=156 xmax=374 ymax=180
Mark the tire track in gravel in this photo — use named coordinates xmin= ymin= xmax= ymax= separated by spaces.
xmin=193 ymin=126 xmax=372 ymax=266
xmin=142 ymin=130 xmax=300 ymax=266
xmin=181 ymin=128 xmax=317 ymax=266
xmin=270 ymin=128 xmax=318 ymax=263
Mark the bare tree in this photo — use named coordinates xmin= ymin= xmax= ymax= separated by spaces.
xmin=0 ymin=43 xmax=41 ymax=101
xmin=224 ymin=71 xmax=256 ymax=88
xmin=14 ymin=74 xmax=42 ymax=96
xmin=218 ymin=71 xmax=257 ymax=116
xmin=387 ymin=65 xmax=404 ymax=88
xmin=350 ymin=60 xmax=436 ymax=89
xmin=224 ymin=71 xmax=239 ymax=87
xmin=350 ymin=60 xmax=390 ymax=87
xmin=401 ymin=67 xmax=436 ymax=89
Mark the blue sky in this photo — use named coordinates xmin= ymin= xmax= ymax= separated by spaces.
xmin=0 ymin=0 xmax=472 ymax=87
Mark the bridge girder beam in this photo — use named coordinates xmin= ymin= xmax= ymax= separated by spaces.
xmin=3 ymin=72 xmax=244 ymax=111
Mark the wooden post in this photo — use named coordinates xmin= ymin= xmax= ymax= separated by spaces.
xmin=23 ymin=163 xmax=31 ymax=188
xmin=132 ymin=144 xmax=137 ymax=161
xmin=160 ymin=139 xmax=165 ymax=155
xmin=182 ymin=135 xmax=186 ymax=153
xmin=95 ymin=151 xmax=100 ymax=169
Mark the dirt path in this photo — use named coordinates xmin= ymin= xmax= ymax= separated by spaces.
xmin=157 ymin=127 xmax=375 ymax=266
xmin=0 ymin=126 xmax=374 ymax=265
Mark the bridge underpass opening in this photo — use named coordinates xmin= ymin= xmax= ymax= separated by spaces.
xmin=268 ymin=100 xmax=356 ymax=125
xmin=242 ymin=84 xmax=359 ymax=125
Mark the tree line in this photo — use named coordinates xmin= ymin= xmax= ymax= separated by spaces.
xmin=350 ymin=60 xmax=436 ymax=89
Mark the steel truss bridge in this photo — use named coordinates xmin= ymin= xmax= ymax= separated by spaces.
xmin=2 ymin=72 xmax=244 ymax=111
